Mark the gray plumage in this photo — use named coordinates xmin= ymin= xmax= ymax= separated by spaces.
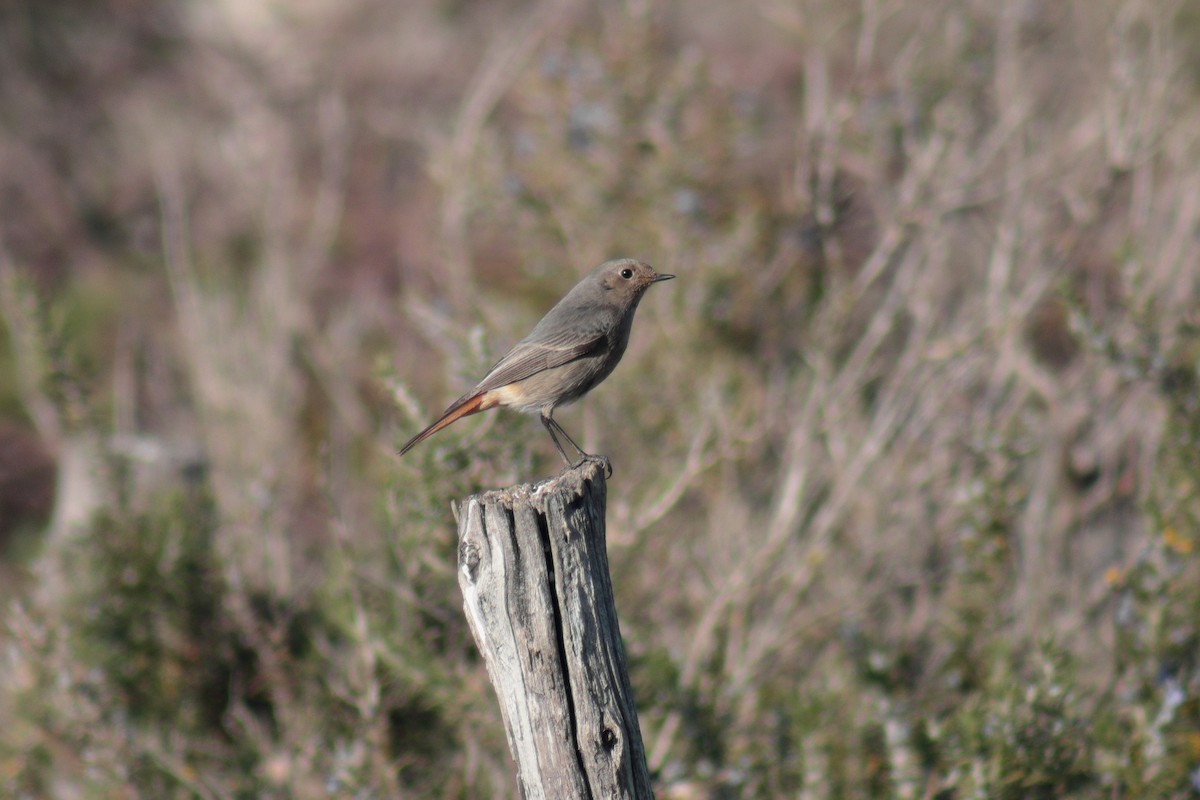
xmin=400 ymin=258 xmax=674 ymax=466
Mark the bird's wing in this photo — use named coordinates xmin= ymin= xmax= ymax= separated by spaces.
xmin=440 ymin=303 xmax=617 ymax=411
xmin=467 ymin=329 xmax=607 ymax=399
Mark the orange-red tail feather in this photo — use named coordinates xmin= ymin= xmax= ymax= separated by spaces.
xmin=399 ymin=393 xmax=490 ymax=455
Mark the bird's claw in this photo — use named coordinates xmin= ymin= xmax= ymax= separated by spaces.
xmin=572 ymin=453 xmax=613 ymax=479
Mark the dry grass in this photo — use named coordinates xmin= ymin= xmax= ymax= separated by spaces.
xmin=2 ymin=0 xmax=1199 ymax=797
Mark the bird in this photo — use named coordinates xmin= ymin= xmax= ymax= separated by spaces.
xmin=399 ymin=258 xmax=674 ymax=468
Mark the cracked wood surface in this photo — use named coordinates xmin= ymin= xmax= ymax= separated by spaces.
xmin=455 ymin=460 xmax=653 ymax=800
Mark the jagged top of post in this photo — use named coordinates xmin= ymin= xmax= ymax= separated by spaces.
xmin=451 ymin=459 xmax=608 ymax=521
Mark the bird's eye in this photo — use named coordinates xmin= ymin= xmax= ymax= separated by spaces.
xmin=620 ymin=268 xmax=634 ymax=279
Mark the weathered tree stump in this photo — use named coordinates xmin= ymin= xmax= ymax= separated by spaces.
xmin=454 ymin=459 xmax=654 ymax=799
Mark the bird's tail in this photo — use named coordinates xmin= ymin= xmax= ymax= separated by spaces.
xmin=399 ymin=393 xmax=491 ymax=455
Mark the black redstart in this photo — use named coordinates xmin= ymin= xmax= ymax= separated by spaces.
xmin=399 ymin=258 xmax=674 ymax=466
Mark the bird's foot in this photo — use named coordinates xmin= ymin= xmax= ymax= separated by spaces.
xmin=572 ymin=453 xmax=613 ymax=479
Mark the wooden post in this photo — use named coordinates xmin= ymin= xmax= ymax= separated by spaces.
xmin=454 ymin=459 xmax=654 ymax=799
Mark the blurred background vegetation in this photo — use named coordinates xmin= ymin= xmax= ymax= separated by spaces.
xmin=2 ymin=0 xmax=1199 ymax=797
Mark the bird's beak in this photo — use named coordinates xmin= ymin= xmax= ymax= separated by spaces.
xmin=651 ymin=273 xmax=675 ymax=282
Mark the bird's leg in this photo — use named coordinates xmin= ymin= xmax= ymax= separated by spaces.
xmin=540 ymin=410 xmax=612 ymax=477
xmin=540 ymin=411 xmax=576 ymax=465
xmin=547 ymin=416 xmax=588 ymax=461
